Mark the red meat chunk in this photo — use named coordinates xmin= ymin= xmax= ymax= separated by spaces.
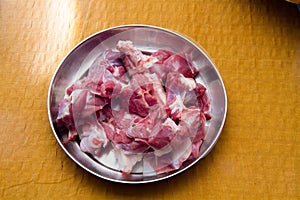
xmin=56 ymin=41 xmax=211 ymax=175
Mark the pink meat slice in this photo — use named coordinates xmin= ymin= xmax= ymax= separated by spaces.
xmin=165 ymin=72 xmax=197 ymax=121
xmin=57 ymin=49 xmax=129 ymax=141
xmin=143 ymin=134 xmax=192 ymax=175
xmin=101 ymin=120 xmax=149 ymax=154
xmin=150 ymin=49 xmax=174 ymax=81
xmin=79 ymin=122 xmax=109 ymax=156
xmin=128 ymin=84 xmax=155 ymax=118
xmin=128 ymin=104 xmax=167 ymax=140
xmin=128 ymin=73 xmax=166 ymax=117
xmin=56 ymin=89 xmax=109 ymax=140
xmin=110 ymin=73 xmax=166 ymax=128
xmin=84 ymin=49 xmax=127 ymax=97
xmin=148 ymin=118 xmax=177 ymax=150
xmin=130 ymin=73 xmax=166 ymax=105
xmin=87 ymin=49 xmax=124 ymax=82
xmin=66 ymin=78 xmax=88 ymax=96
xmin=116 ymin=40 xmax=158 ymax=76
xmin=163 ymin=53 xmax=199 ymax=78
xmin=194 ymin=83 xmax=211 ymax=119
xmin=97 ymin=104 xmax=113 ymax=123
xmin=112 ymin=147 xmax=143 ymax=175
xmin=150 ymin=50 xmax=199 ymax=82
xmin=71 ymin=89 xmax=108 ymax=126
xmin=56 ymin=98 xmax=77 ymax=140
xmin=178 ymin=108 xmax=206 ymax=159
xmin=143 ymin=108 xmax=205 ymax=175
xmin=101 ymin=121 xmax=132 ymax=144
xmin=190 ymin=112 xmax=206 ymax=159
xmin=65 ymin=49 xmax=126 ymax=98
xmin=165 ymin=72 xmax=211 ymax=121
xmin=178 ymin=108 xmax=202 ymax=138
xmin=152 ymin=49 xmax=174 ymax=64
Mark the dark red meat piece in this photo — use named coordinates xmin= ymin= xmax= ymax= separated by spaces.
xmin=129 ymin=84 xmax=158 ymax=117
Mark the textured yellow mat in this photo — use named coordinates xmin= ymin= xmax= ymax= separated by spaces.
xmin=1 ymin=0 xmax=299 ymax=199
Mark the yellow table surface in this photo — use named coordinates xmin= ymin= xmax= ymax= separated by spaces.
xmin=1 ymin=0 xmax=299 ymax=199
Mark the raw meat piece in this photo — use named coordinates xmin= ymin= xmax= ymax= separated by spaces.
xmin=66 ymin=78 xmax=88 ymax=96
xmin=110 ymin=73 xmax=166 ymax=130
xmin=190 ymin=112 xmax=206 ymax=159
xmin=128 ymin=104 xmax=167 ymax=140
xmin=178 ymin=108 xmax=206 ymax=159
xmin=101 ymin=122 xmax=132 ymax=144
xmin=57 ymin=89 xmax=109 ymax=140
xmin=56 ymin=98 xmax=77 ymax=140
xmin=150 ymin=50 xmax=199 ymax=82
xmin=128 ymin=73 xmax=166 ymax=117
xmin=148 ymin=118 xmax=177 ymax=149
xmin=87 ymin=49 xmax=124 ymax=81
xmin=56 ymin=40 xmax=211 ymax=175
xmin=178 ymin=108 xmax=202 ymax=138
xmin=71 ymin=89 xmax=108 ymax=126
xmin=194 ymin=83 xmax=211 ymax=119
xmin=85 ymin=49 xmax=127 ymax=97
xmin=97 ymin=104 xmax=113 ymax=122
xmin=113 ymin=147 xmax=143 ymax=175
xmin=165 ymin=72 xmax=197 ymax=121
xmin=116 ymin=40 xmax=158 ymax=76
xmin=150 ymin=49 xmax=174 ymax=81
xmin=163 ymin=53 xmax=199 ymax=78
xmin=130 ymin=73 xmax=166 ymax=106
xmin=152 ymin=49 xmax=174 ymax=64
xmin=143 ymin=135 xmax=192 ymax=175
xmin=102 ymin=120 xmax=149 ymax=154
xmin=79 ymin=123 xmax=108 ymax=156
xmin=143 ymin=108 xmax=206 ymax=174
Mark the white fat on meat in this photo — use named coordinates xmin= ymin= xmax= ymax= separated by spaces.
xmin=143 ymin=136 xmax=192 ymax=175
xmin=146 ymin=73 xmax=167 ymax=106
xmin=113 ymin=148 xmax=143 ymax=174
xmin=79 ymin=123 xmax=109 ymax=156
xmin=169 ymin=137 xmax=192 ymax=169
xmin=57 ymin=99 xmax=71 ymax=120
xmin=168 ymin=95 xmax=185 ymax=115
xmin=71 ymin=89 xmax=106 ymax=126
xmin=166 ymin=72 xmax=197 ymax=116
xmin=116 ymin=40 xmax=158 ymax=71
xmin=179 ymin=108 xmax=202 ymax=137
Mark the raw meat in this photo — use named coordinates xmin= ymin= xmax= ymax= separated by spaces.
xmin=79 ymin=122 xmax=108 ymax=156
xmin=150 ymin=50 xmax=199 ymax=82
xmin=116 ymin=40 xmax=158 ymax=76
xmin=56 ymin=40 xmax=211 ymax=175
xmin=163 ymin=53 xmax=199 ymax=78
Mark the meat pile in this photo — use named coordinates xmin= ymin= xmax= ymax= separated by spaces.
xmin=56 ymin=40 xmax=211 ymax=175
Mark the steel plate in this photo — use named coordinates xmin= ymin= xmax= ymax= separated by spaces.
xmin=47 ymin=25 xmax=227 ymax=184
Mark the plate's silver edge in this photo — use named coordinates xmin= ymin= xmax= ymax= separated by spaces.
xmin=47 ymin=24 xmax=228 ymax=184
